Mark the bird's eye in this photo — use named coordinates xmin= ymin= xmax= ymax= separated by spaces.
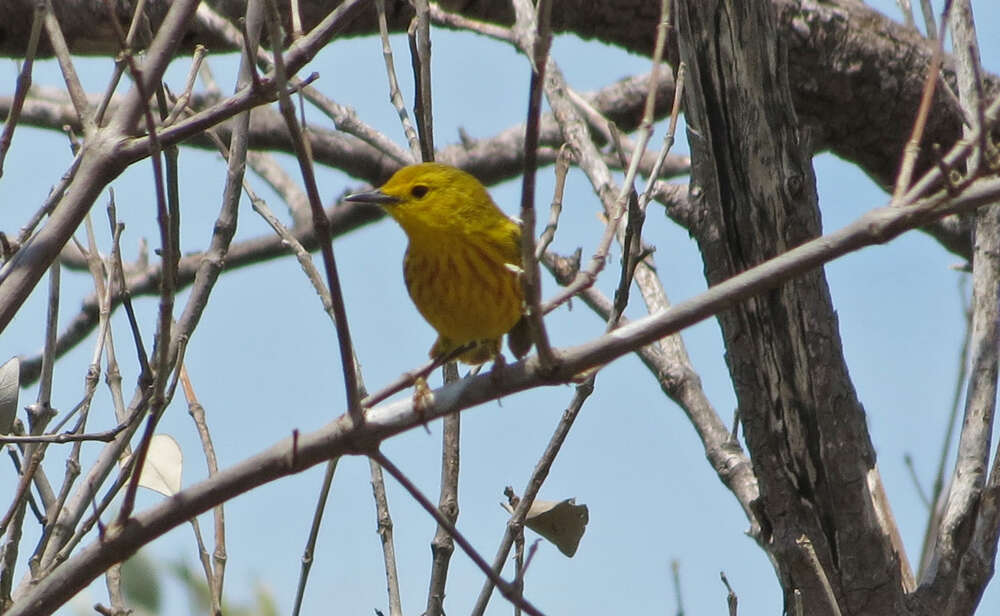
xmin=411 ymin=185 xmax=429 ymax=198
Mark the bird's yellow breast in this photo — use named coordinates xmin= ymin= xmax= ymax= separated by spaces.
xmin=403 ymin=232 xmax=523 ymax=345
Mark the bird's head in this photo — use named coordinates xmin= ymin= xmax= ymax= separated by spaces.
xmin=344 ymin=163 xmax=501 ymax=236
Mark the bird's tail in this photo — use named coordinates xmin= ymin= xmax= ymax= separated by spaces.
xmin=506 ymin=316 xmax=533 ymax=360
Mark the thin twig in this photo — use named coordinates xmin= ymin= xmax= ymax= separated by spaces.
xmin=300 ymin=86 xmax=412 ymax=166
xmin=515 ymin=0 xmax=556 ymax=368
xmin=409 ymin=0 xmax=434 ymax=161
xmin=186 ymin=516 xmax=218 ymax=616
xmin=0 ymin=488 xmax=28 ymax=611
xmin=41 ymin=0 xmax=95 ymax=135
xmin=918 ymin=276 xmax=971 ymax=575
xmin=180 ymin=366 xmax=226 ymax=614
xmin=515 ymin=32 xmax=649 ymax=316
xmin=100 ymin=197 xmax=151 ymax=385
xmin=368 ymin=457 xmax=402 ymax=616
xmin=247 ymin=151 xmax=312 ymax=227
xmin=104 ymin=562 xmax=126 ymax=615
xmin=100 ymin=202 xmax=132 ymax=429
xmin=516 ymin=539 xmax=541 ymax=602
xmin=35 ymin=262 xmax=61 ymax=414
xmin=535 ymin=146 xmax=571 ymax=260
xmin=640 ymin=61 xmax=686 ymax=210
xmin=0 ymin=429 xmax=126 ymax=445
xmin=425 ymin=363 xmax=460 ymax=616
xmin=93 ymin=0 xmax=152 ymax=125
xmin=606 ymin=129 xmax=644 ymax=330
xmin=375 ymin=0 xmax=421 ymax=160
xmin=292 ymin=459 xmax=340 ymax=616
xmin=671 ymin=560 xmax=685 ymax=616
xmin=584 ymin=0 xmax=675 ymax=343
xmin=373 ymin=452 xmax=547 ymax=616
xmin=919 ymin=0 xmax=937 ymax=39
xmin=720 ymin=572 xmax=738 ymax=616
xmin=903 ymin=453 xmax=931 ymax=509
xmin=0 ymin=3 xmax=43 ymax=176
xmin=891 ymin=3 xmax=952 ymax=202
xmin=288 ymin=0 xmax=303 ymax=38
xmin=31 ymin=261 xmax=108 ymax=562
xmin=512 ymin=511 xmax=524 ymax=616
xmin=895 ymin=0 xmax=915 ymax=28
xmin=162 ymin=46 xmax=208 ymax=126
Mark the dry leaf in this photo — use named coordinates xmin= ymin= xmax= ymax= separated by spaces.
xmin=134 ymin=434 xmax=183 ymax=496
xmin=502 ymin=498 xmax=589 ymax=557
xmin=0 ymin=357 xmax=20 ymax=435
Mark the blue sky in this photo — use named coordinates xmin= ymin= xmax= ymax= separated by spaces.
xmin=2 ymin=1 xmax=999 ymax=614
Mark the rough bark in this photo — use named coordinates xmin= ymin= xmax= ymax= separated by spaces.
xmin=676 ymin=1 xmax=908 ymax=614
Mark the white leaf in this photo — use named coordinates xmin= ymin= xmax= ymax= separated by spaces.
xmin=0 ymin=357 xmax=20 ymax=435
xmin=136 ymin=434 xmax=183 ymax=496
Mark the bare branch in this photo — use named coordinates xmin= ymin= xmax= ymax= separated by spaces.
xmin=0 ymin=3 xmax=43 ymax=176
xmin=425 ymin=364 xmax=460 ymax=616
xmin=513 ymin=0 xmax=556 ymax=368
xmin=375 ymin=0 xmax=420 ymax=161
xmin=917 ymin=4 xmax=1000 ymax=612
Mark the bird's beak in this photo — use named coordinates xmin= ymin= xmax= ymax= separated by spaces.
xmin=344 ymin=188 xmax=400 ymax=206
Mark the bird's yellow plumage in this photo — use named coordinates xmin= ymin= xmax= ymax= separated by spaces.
xmin=346 ymin=163 xmax=531 ymax=364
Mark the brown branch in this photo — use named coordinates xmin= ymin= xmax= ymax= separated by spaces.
xmin=514 ymin=0 xmax=556 ymax=368
xmin=425 ymin=364 xmax=460 ymax=616
xmin=368 ymin=457 xmax=402 ymax=616
xmin=179 ymin=366 xmax=227 ymax=613
xmin=0 ymin=2 xmax=43 ymax=176
xmin=916 ymin=4 xmax=999 ymax=611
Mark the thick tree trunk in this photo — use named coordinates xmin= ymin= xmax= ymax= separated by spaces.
xmin=676 ymin=1 xmax=910 ymax=614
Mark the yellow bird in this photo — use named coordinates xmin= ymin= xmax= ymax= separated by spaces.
xmin=345 ymin=163 xmax=532 ymax=364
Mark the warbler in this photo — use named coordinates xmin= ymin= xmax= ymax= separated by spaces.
xmin=345 ymin=163 xmax=532 ymax=364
